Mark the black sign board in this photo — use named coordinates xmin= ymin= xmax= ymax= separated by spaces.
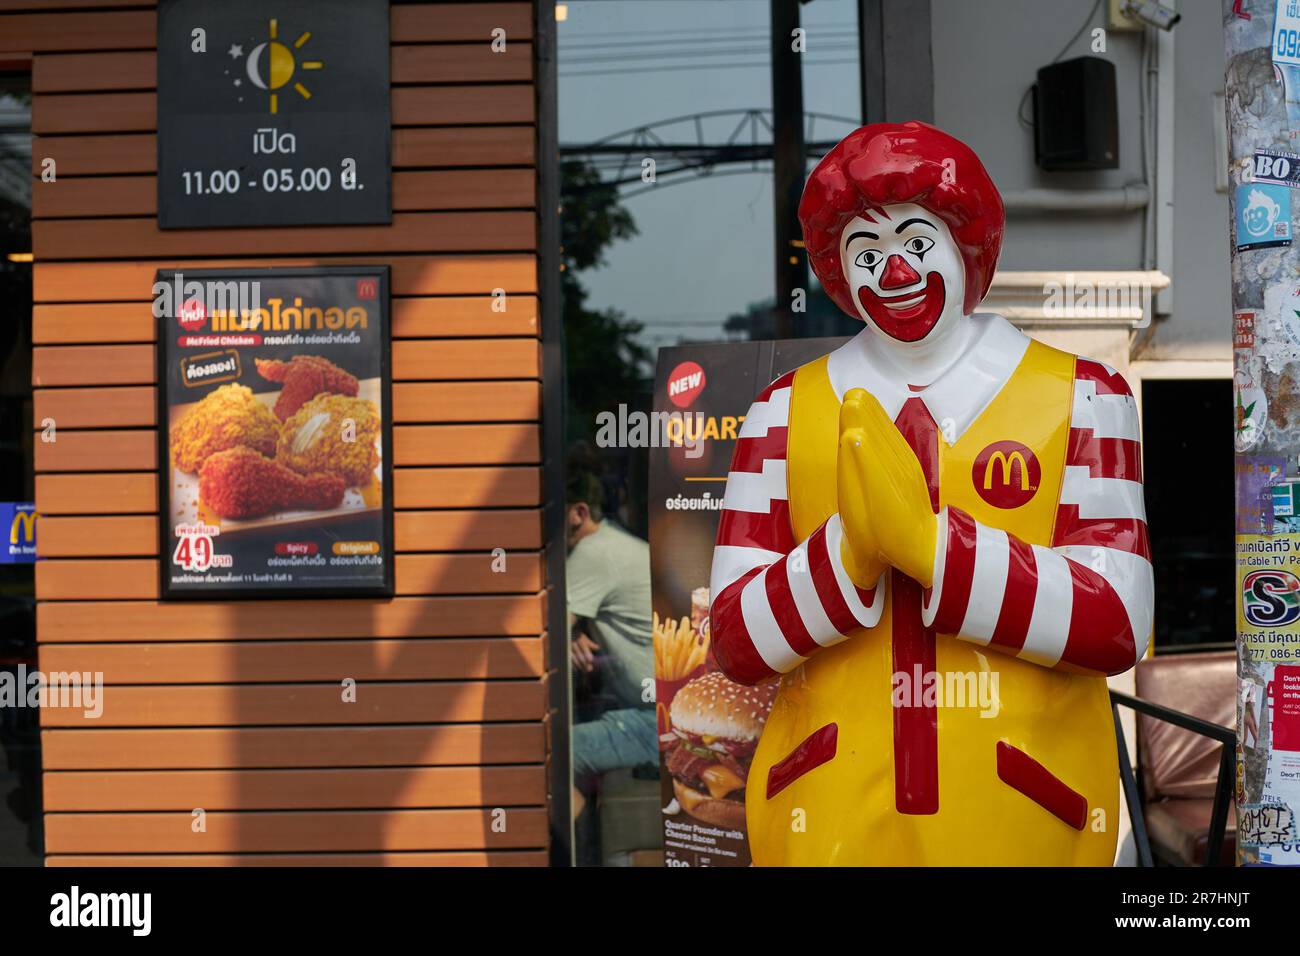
xmin=157 ymin=0 xmax=391 ymax=229
xmin=156 ymin=266 xmax=394 ymax=599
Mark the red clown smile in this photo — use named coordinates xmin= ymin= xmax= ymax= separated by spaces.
xmin=857 ymin=272 xmax=947 ymax=342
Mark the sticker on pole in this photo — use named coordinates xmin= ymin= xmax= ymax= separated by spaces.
xmin=1276 ymin=0 xmax=1300 ymax=68
xmin=1235 ymin=182 xmax=1293 ymax=251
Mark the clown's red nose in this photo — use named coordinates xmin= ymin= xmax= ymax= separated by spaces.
xmin=879 ymin=254 xmax=922 ymax=290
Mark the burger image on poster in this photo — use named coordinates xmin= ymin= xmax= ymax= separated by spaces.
xmin=662 ymin=672 xmax=778 ymax=829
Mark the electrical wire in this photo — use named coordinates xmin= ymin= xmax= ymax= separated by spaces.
xmin=1017 ymin=0 xmax=1104 ymax=129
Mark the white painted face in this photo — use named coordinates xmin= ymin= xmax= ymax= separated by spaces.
xmin=838 ymin=202 xmax=967 ymax=343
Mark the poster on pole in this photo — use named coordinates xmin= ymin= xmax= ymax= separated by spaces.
xmin=648 ymin=337 xmax=842 ymax=866
xmin=156 ymin=266 xmax=393 ymax=600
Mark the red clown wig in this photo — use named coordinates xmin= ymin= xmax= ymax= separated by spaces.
xmin=799 ymin=121 xmax=1005 ymax=319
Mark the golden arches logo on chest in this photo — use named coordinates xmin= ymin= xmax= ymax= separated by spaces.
xmin=971 ymin=440 xmax=1040 ymax=509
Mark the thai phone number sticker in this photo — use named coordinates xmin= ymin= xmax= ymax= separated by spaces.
xmin=1277 ymin=0 xmax=1300 ymax=67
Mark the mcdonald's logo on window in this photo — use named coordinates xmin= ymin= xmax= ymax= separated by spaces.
xmin=972 ymin=441 xmax=1040 ymax=509
xmin=2 ymin=503 xmax=38 ymax=564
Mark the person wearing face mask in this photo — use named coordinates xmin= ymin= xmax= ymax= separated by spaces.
xmin=708 ymin=122 xmax=1153 ymax=866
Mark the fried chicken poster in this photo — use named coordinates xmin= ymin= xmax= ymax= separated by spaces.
xmin=156 ymin=267 xmax=393 ymax=598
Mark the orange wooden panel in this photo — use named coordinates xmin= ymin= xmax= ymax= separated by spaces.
xmin=1 ymin=0 xmax=152 ymax=10
xmin=35 ymin=467 xmax=539 ymax=513
xmin=43 ymin=807 xmax=548 ymax=853
xmin=34 ymin=169 xmax=535 ymax=219
xmin=393 ymin=423 xmax=540 ymax=466
xmin=31 ymin=51 xmax=153 ymax=92
xmin=393 ymin=126 xmax=533 ymax=167
xmin=36 ymin=509 xmax=542 ymax=554
xmin=392 ymin=295 xmax=538 ymax=337
xmin=393 ymin=381 xmax=540 ymax=422
xmin=38 ymin=634 xmax=544 ymax=682
xmin=394 ymin=509 xmax=542 ymax=550
xmin=37 ymin=594 xmax=544 ymax=641
xmin=32 ymin=133 xmax=153 ymax=175
xmin=32 ymin=344 xmax=153 ymax=386
xmin=34 ymin=429 xmax=155 ymax=472
xmin=35 ymin=211 xmax=535 ymax=260
xmin=32 ymin=86 xmax=534 ymax=135
xmin=33 ymin=386 xmax=156 ymax=428
xmin=37 ymin=553 xmax=542 ymax=600
xmin=32 ymin=294 xmax=538 ymax=343
xmin=44 ymin=765 xmax=546 ymax=811
xmin=37 ymin=515 xmax=157 ymax=556
xmin=392 ymin=43 xmax=532 ymax=84
xmin=391 ymin=85 xmax=535 ymax=126
xmin=37 ymin=558 xmax=158 ymax=599
xmin=393 ymin=466 xmax=540 ymax=508
xmin=392 ymin=3 xmax=534 ymax=42
xmin=37 ymin=680 xmax=546 ymax=726
xmin=45 ymin=851 xmax=548 ymax=866
xmin=41 ymin=723 xmax=545 ymax=769
xmin=34 ymin=127 xmax=533 ymax=176
xmin=0 ymin=10 xmax=153 ymax=53
xmin=34 ymin=255 xmax=538 ymax=301
xmin=32 ymin=303 xmax=153 ymax=344
xmin=393 ymin=338 xmax=540 ymax=379
xmin=36 ymin=472 xmax=157 ymax=515
xmin=397 ymin=550 xmax=542 ymax=593
xmin=32 ymin=91 xmax=154 ymax=134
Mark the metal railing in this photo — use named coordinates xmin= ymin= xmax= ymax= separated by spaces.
xmin=1110 ymin=689 xmax=1236 ymax=867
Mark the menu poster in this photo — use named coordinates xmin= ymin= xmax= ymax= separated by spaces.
xmin=648 ymin=337 xmax=844 ymax=866
xmin=156 ymin=266 xmax=393 ymax=599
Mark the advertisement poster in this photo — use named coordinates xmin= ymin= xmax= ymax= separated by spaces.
xmin=1 ymin=503 xmax=36 ymax=564
xmin=156 ymin=267 xmax=393 ymax=599
xmin=648 ymin=337 xmax=841 ymax=866
xmin=156 ymin=0 xmax=391 ymax=229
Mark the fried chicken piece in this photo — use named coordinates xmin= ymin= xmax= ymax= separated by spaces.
xmin=170 ymin=383 xmax=280 ymax=474
xmin=277 ymin=393 xmax=381 ymax=488
xmin=256 ymin=355 xmax=359 ymax=420
xmin=199 ymin=446 xmax=345 ymax=519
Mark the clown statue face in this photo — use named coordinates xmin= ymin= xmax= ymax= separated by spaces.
xmin=839 ymin=202 xmax=966 ymax=345
xmin=706 ymin=121 xmax=1154 ymax=866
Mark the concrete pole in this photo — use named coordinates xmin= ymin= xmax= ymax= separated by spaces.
xmin=1223 ymin=0 xmax=1300 ymax=866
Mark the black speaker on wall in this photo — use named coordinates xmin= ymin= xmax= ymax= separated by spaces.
xmin=1032 ymin=55 xmax=1118 ymax=171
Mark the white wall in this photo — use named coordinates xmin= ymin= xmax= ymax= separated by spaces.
xmin=930 ymin=0 xmax=1230 ymax=359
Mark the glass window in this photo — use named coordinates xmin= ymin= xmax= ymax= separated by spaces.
xmin=557 ymin=0 xmax=862 ymax=866
xmin=0 ymin=70 xmax=37 ymax=865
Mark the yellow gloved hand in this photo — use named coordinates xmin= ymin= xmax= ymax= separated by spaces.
xmin=837 ymin=388 xmax=938 ymax=588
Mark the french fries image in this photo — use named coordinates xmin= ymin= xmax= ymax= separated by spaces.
xmin=654 ymin=611 xmax=709 ymax=680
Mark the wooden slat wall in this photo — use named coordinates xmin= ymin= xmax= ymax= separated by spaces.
xmin=9 ymin=1 xmax=552 ymax=867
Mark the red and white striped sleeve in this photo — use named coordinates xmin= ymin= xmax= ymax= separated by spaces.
xmin=709 ymin=372 xmax=885 ymax=686
xmin=922 ymin=359 xmax=1153 ymax=676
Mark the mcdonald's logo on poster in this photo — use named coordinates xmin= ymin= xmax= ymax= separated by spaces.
xmin=972 ymin=440 xmax=1040 ymax=509
xmin=1 ymin=502 xmax=37 ymax=564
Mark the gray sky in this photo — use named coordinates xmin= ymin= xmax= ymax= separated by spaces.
xmin=558 ymin=0 xmax=863 ymax=351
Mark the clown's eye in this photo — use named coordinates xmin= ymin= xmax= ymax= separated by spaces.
xmin=854 ymin=249 xmax=883 ymax=271
xmin=904 ymin=236 xmax=935 ymax=259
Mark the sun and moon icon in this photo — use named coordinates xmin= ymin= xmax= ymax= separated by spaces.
xmin=225 ymin=18 xmax=323 ymax=115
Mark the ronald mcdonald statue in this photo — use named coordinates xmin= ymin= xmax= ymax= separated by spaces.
xmin=709 ymin=122 xmax=1153 ymax=866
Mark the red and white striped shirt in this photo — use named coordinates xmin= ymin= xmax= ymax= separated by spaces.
xmin=710 ymin=317 xmax=1153 ymax=686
